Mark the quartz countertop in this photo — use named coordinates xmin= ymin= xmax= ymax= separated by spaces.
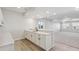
xmin=35 ymin=31 xmax=49 ymax=35
xmin=25 ymin=30 xmax=50 ymax=35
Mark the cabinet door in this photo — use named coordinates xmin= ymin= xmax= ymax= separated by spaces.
xmin=31 ymin=33 xmax=36 ymax=43
xmin=35 ymin=34 xmax=40 ymax=46
xmin=46 ymin=35 xmax=52 ymax=50
xmin=30 ymin=33 xmax=33 ymax=41
xmin=40 ymin=35 xmax=46 ymax=49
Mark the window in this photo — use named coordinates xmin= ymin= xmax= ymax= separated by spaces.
xmin=38 ymin=21 xmax=44 ymax=29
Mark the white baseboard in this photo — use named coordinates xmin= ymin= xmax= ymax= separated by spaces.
xmin=14 ymin=37 xmax=24 ymax=41
xmin=0 ymin=37 xmax=24 ymax=47
xmin=0 ymin=41 xmax=14 ymax=47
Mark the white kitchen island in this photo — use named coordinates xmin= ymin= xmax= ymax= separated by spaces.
xmin=24 ymin=30 xmax=54 ymax=51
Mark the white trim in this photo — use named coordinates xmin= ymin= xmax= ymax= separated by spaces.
xmin=0 ymin=41 xmax=14 ymax=47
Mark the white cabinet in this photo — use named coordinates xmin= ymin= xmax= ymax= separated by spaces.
xmin=35 ymin=34 xmax=46 ymax=49
xmin=39 ymin=35 xmax=46 ymax=49
xmin=25 ymin=31 xmax=53 ymax=50
xmin=35 ymin=34 xmax=40 ymax=45
xmin=31 ymin=33 xmax=36 ymax=43
xmin=46 ymin=35 xmax=52 ymax=50
xmin=25 ymin=31 xmax=32 ymax=41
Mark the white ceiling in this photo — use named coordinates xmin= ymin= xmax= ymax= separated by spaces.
xmin=2 ymin=7 xmax=75 ymax=14
xmin=2 ymin=7 xmax=79 ymax=20
xmin=2 ymin=7 xmax=35 ymax=13
xmin=2 ymin=7 xmax=26 ymax=13
xmin=24 ymin=7 xmax=76 ymax=19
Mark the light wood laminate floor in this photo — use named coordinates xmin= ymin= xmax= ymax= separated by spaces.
xmin=0 ymin=39 xmax=79 ymax=51
xmin=14 ymin=39 xmax=45 ymax=51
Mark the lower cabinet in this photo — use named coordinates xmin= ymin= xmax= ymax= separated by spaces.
xmin=35 ymin=34 xmax=46 ymax=49
xmin=25 ymin=31 xmax=53 ymax=51
xmin=31 ymin=33 xmax=36 ymax=43
xmin=25 ymin=31 xmax=31 ymax=41
xmin=35 ymin=34 xmax=40 ymax=46
xmin=39 ymin=35 xmax=46 ymax=49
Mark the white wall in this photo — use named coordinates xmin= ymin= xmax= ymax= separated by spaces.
xmin=0 ymin=8 xmax=14 ymax=46
xmin=2 ymin=9 xmax=25 ymax=40
xmin=0 ymin=8 xmax=3 ymax=25
xmin=0 ymin=26 xmax=14 ymax=46
xmin=24 ymin=18 xmax=36 ymax=30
